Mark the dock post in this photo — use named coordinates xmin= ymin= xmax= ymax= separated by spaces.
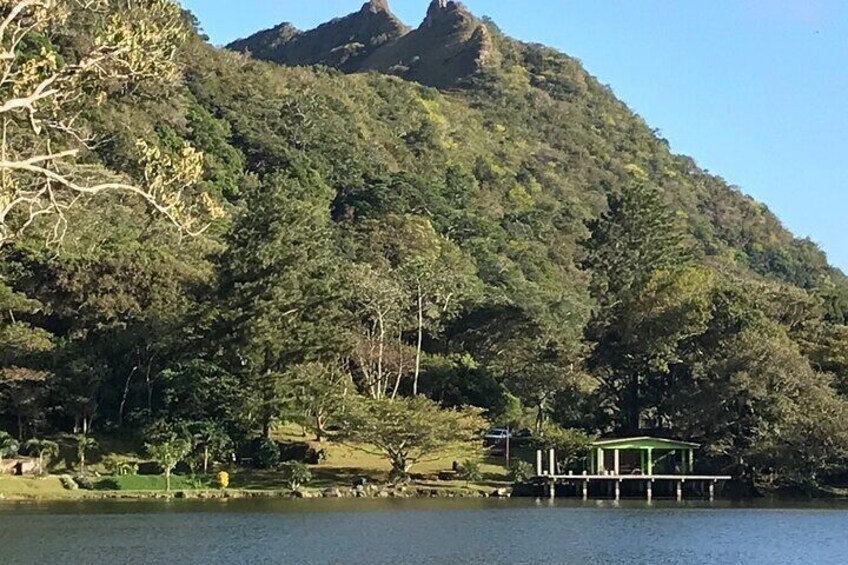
xmin=709 ymin=481 xmax=715 ymax=502
xmin=582 ymin=480 xmax=588 ymax=501
xmin=548 ymin=448 xmax=556 ymax=476
xmin=646 ymin=480 xmax=652 ymax=502
xmin=536 ymin=450 xmax=543 ymax=476
xmin=549 ymin=479 xmax=555 ymax=500
xmin=676 ymin=480 xmax=683 ymax=502
xmin=615 ymin=480 xmax=621 ymax=501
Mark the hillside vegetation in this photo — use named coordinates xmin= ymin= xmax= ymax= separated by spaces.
xmin=1 ymin=0 xmax=848 ymax=493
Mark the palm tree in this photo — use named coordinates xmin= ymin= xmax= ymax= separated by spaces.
xmin=24 ymin=439 xmax=59 ymax=476
xmin=75 ymin=434 xmax=98 ymax=475
xmin=0 ymin=431 xmax=20 ymax=474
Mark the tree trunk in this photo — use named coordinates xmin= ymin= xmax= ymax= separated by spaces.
xmin=118 ymin=366 xmax=137 ymax=427
xmin=165 ymin=468 xmax=171 ymax=492
xmin=377 ymin=312 xmax=385 ymax=399
xmin=625 ymin=375 xmax=641 ymax=434
xmin=413 ymin=285 xmax=423 ymax=396
xmin=316 ymin=415 xmax=324 ymax=443
xmin=203 ymin=446 xmax=209 ymax=474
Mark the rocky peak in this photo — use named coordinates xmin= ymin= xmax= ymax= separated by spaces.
xmin=362 ymin=0 xmax=391 ymax=14
xmin=424 ymin=0 xmax=472 ymax=27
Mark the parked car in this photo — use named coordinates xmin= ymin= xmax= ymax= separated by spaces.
xmin=483 ymin=428 xmax=511 ymax=447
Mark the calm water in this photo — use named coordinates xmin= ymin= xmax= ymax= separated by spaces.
xmin=1 ymin=498 xmax=848 ymax=564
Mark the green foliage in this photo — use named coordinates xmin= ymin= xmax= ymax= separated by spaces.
xmin=282 ymin=461 xmax=312 ymax=491
xmin=460 ymin=459 xmax=483 ymax=484
xmin=146 ymin=439 xmax=191 ymax=491
xmin=0 ymin=1 xmax=846 ymax=494
xmin=255 ymin=438 xmax=281 ymax=470
xmin=25 ymin=439 xmax=59 ymax=473
xmin=102 ymin=455 xmax=139 ymax=477
xmin=508 ymin=459 xmax=534 ymax=483
xmin=534 ymin=425 xmax=594 ymax=470
xmin=339 ymin=396 xmax=487 ymax=478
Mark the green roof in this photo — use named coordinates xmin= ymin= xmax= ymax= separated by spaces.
xmin=591 ymin=436 xmax=699 ymax=450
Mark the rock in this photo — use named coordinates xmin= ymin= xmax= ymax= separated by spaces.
xmin=174 ymin=491 xmax=187 ymax=499
xmin=490 ymin=487 xmax=511 ymax=498
xmin=290 ymin=490 xmax=314 ymax=499
xmin=323 ymin=487 xmax=342 ymax=498
xmin=377 ymin=490 xmax=390 ymax=498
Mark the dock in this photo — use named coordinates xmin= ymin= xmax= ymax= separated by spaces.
xmin=533 ymin=437 xmax=733 ymax=501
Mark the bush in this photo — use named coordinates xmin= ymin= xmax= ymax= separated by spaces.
xmin=534 ymin=425 xmax=594 ymax=471
xmin=282 ymin=461 xmax=312 ymax=491
xmin=256 ymin=438 xmax=281 ymax=469
xmin=73 ymin=475 xmax=95 ymax=490
xmin=461 ymin=459 xmax=483 ymax=484
xmin=508 ymin=459 xmax=534 ymax=483
xmin=103 ymin=455 xmax=139 ymax=477
xmin=59 ymin=475 xmax=78 ymax=490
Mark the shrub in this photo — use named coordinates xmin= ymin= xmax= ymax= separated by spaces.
xmin=256 ymin=438 xmax=281 ymax=469
xmin=461 ymin=459 xmax=483 ymax=484
xmin=282 ymin=461 xmax=312 ymax=491
xmin=103 ymin=455 xmax=139 ymax=477
xmin=508 ymin=459 xmax=534 ymax=483
xmin=59 ymin=475 xmax=78 ymax=490
xmin=73 ymin=475 xmax=95 ymax=490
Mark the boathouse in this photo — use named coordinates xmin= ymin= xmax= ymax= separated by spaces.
xmin=590 ymin=436 xmax=699 ymax=476
xmin=534 ymin=435 xmax=731 ymax=501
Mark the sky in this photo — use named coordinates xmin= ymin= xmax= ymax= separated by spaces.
xmin=180 ymin=0 xmax=848 ymax=271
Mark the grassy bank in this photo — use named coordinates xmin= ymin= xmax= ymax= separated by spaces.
xmin=0 ymin=426 xmax=515 ymax=502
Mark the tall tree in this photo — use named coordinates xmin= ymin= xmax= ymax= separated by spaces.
xmin=214 ymin=167 xmax=347 ymax=437
xmin=583 ymin=180 xmax=701 ymax=433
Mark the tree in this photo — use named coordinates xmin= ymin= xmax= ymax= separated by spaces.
xmin=583 ymin=180 xmax=703 ymax=433
xmin=0 ymin=0 xmax=220 ymax=245
xmin=74 ymin=433 xmax=97 ymax=474
xmin=191 ymin=421 xmax=231 ymax=474
xmin=284 ymin=362 xmax=353 ymax=443
xmin=24 ymin=438 xmax=58 ymax=474
xmin=214 ymin=169 xmax=346 ymax=438
xmin=534 ymin=423 xmax=594 ymax=471
xmin=339 ymin=396 xmax=487 ymax=479
xmin=146 ymin=438 xmax=190 ymax=491
xmin=365 ymin=215 xmax=478 ymax=395
xmin=348 ymin=262 xmax=407 ymax=399
xmin=0 ymin=430 xmax=19 ymax=471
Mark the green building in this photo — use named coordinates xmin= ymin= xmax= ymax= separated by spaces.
xmin=589 ymin=437 xmax=699 ymax=476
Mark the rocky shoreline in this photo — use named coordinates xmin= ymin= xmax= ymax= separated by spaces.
xmin=0 ymin=484 xmax=513 ymax=502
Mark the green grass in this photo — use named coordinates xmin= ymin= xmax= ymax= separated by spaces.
xmin=95 ymin=474 xmax=211 ymax=491
xmin=1 ymin=424 xmax=516 ymax=500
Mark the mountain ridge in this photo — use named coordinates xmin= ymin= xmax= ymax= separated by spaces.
xmin=228 ymin=0 xmax=496 ymax=88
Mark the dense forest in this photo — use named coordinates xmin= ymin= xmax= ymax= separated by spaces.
xmin=2 ymin=0 xmax=848 ymax=491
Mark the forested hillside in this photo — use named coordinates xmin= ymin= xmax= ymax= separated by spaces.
xmin=2 ymin=0 xmax=847 ymax=491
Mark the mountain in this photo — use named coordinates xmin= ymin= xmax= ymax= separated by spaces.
xmin=227 ymin=0 xmax=846 ymax=303
xmin=229 ymin=0 xmax=497 ymax=88
xmin=2 ymin=0 xmax=848 ymax=488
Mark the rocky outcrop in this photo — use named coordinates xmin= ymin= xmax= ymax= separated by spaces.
xmin=228 ymin=0 xmax=498 ymax=89
xmin=227 ymin=1 xmax=409 ymax=73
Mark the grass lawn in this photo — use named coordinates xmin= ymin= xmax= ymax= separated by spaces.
xmin=0 ymin=476 xmax=82 ymax=499
xmin=94 ymin=474 xmax=211 ymax=491
xmin=271 ymin=424 xmax=512 ymax=491
xmin=1 ymin=424 xmax=519 ymax=499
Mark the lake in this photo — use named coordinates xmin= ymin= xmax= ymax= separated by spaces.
xmin=1 ymin=498 xmax=848 ymax=564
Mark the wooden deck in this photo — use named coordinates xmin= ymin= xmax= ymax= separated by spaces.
xmin=534 ymin=473 xmax=733 ymax=501
xmin=534 ymin=447 xmax=733 ymax=501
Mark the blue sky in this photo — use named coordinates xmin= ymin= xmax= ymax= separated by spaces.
xmin=180 ymin=0 xmax=848 ymax=271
